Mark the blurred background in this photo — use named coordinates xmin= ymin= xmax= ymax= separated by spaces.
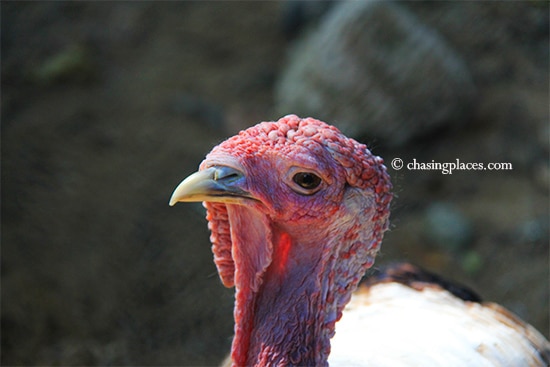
xmin=2 ymin=1 xmax=548 ymax=365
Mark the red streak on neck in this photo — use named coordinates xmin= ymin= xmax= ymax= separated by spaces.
xmin=273 ymin=231 xmax=291 ymax=275
xmin=231 ymin=231 xmax=298 ymax=366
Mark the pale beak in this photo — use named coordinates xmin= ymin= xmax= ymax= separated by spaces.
xmin=169 ymin=166 xmax=252 ymax=206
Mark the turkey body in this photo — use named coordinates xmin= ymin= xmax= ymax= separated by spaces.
xmin=170 ymin=115 xmax=549 ymax=367
xmin=329 ymin=264 xmax=549 ymax=367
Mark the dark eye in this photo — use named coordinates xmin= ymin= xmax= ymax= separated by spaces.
xmin=292 ymin=172 xmax=322 ymax=191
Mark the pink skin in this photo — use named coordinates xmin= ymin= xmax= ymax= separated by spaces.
xmin=199 ymin=115 xmax=392 ymax=366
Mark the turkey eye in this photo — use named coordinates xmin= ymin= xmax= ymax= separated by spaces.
xmin=292 ymin=172 xmax=322 ymax=191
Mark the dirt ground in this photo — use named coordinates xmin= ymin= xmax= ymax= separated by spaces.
xmin=2 ymin=2 xmax=548 ymax=366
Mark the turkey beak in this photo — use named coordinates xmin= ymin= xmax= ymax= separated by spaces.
xmin=169 ymin=166 xmax=252 ymax=206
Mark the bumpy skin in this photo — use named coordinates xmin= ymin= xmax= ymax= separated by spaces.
xmin=199 ymin=115 xmax=392 ymax=366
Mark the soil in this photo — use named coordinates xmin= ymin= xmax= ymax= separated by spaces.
xmin=2 ymin=2 xmax=548 ymax=366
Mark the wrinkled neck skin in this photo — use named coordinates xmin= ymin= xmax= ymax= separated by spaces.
xmin=228 ymin=198 xmax=378 ymax=367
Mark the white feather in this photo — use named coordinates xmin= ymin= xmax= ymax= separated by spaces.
xmin=329 ymin=282 xmax=549 ymax=367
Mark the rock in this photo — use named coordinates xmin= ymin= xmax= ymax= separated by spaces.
xmin=515 ymin=217 xmax=549 ymax=245
xmin=275 ymin=1 xmax=476 ymax=146
xmin=279 ymin=0 xmax=335 ymax=39
xmin=423 ymin=202 xmax=473 ymax=252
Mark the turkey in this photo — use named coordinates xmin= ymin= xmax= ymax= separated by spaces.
xmin=169 ymin=115 xmax=549 ymax=366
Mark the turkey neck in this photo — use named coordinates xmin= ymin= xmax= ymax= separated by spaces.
xmin=231 ymin=223 xmax=343 ymax=367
